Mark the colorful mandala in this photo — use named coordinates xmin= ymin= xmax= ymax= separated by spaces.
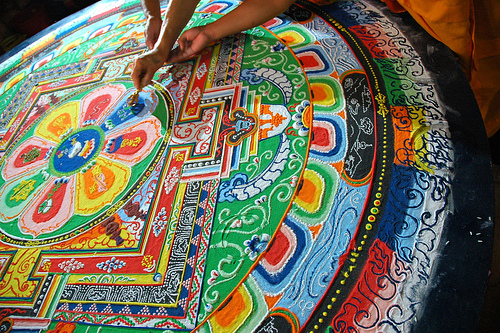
xmin=0 ymin=0 xmax=492 ymax=332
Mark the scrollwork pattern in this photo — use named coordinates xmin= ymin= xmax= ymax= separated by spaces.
xmin=378 ymin=164 xmax=450 ymax=263
xmin=277 ymin=183 xmax=368 ymax=325
xmin=414 ymin=126 xmax=453 ymax=171
xmin=243 ymin=35 xmax=308 ymax=105
xmin=303 ymin=17 xmax=362 ymax=74
xmin=332 ymin=240 xmax=411 ymax=332
xmin=350 ymin=21 xmax=417 ymax=61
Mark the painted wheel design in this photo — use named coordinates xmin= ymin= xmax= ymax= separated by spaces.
xmin=0 ymin=81 xmax=173 ymax=244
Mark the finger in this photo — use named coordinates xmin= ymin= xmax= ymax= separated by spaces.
xmin=131 ymin=61 xmax=147 ymax=90
xmin=139 ymin=69 xmax=156 ymax=90
xmin=177 ymin=30 xmax=196 ymax=51
xmin=146 ymin=31 xmax=159 ymax=50
xmin=166 ymin=47 xmax=179 ymax=63
xmin=167 ymin=44 xmax=186 ymax=63
xmin=146 ymin=37 xmax=154 ymax=50
xmin=169 ymin=35 xmax=197 ymax=63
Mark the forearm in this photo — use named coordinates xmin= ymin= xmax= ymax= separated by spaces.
xmin=156 ymin=0 xmax=201 ymax=53
xmin=141 ymin=0 xmax=162 ymax=19
xmin=203 ymin=0 xmax=296 ymax=40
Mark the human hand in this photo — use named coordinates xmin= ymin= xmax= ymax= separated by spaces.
xmin=144 ymin=16 xmax=162 ymax=50
xmin=168 ymin=26 xmax=215 ymax=63
xmin=131 ymin=48 xmax=168 ymax=90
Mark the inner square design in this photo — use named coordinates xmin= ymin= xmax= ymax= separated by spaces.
xmin=48 ymin=17 xmax=313 ymax=324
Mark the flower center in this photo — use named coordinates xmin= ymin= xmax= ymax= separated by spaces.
xmin=49 ymin=126 xmax=105 ymax=176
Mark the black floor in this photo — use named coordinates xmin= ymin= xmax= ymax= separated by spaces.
xmin=0 ymin=0 xmax=100 ymax=55
xmin=479 ymin=132 xmax=500 ymax=332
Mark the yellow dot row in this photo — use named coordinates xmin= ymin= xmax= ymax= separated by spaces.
xmin=308 ymin=12 xmax=390 ymax=333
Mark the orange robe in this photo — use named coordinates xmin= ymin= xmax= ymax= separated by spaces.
xmin=381 ymin=0 xmax=500 ymax=137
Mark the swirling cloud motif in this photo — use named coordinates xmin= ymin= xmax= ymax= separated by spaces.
xmin=240 ymin=68 xmax=293 ymax=104
xmin=218 ymin=133 xmax=290 ymax=202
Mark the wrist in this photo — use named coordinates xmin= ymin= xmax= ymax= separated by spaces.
xmin=147 ymin=14 xmax=162 ymax=23
xmin=141 ymin=0 xmax=161 ymax=21
xmin=155 ymin=25 xmax=178 ymax=53
xmin=201 ymin=24 xmax=219 ymax=44
xmin=153 ymin=45 xmax=170 ymax=61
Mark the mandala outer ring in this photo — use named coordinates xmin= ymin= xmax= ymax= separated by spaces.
xmin=294 ymin=1 xmax=394 ymax=332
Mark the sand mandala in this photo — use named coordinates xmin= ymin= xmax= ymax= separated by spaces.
xmin=0 ymin=0 xmax=492 ymax=332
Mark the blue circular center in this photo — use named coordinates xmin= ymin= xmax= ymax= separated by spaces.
xmin=51 ymin=126 xmax=104 ymax=176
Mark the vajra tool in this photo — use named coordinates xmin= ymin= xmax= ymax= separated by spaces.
xmin=127 ymin=90 xmax=141 ymax=107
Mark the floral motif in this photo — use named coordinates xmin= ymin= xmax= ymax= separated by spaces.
xmin=58 ymin=258 xmax=84 ymax=273
xmin=189 ymin=87 xmax=201 ymax=105
xmin=141 ymin=255 xmax=154 ymax=268
xmin=164 ymin=166 xmax=180 ymax=194
xmin=47 ymin=80 xmax=67 ymax=88
xmin=196 ymin=63 xmax=207 ymax=79
xmin=153 ymin=207 xmax=168 ymax=237
xmin=207 ymin=270 xmax=219 ymax=285
xmin=230 ymin=219 xmax=242 ymax=228
xmin=97 ymin=257 xmax=126 ymax=273
xmin=271 ymin=41 xmax=286 ymax=52
xmin=244 ymin=234 xmax=270 ymax=261
xmin=41 ymin=260 xmax=52 ymax=272
xmin=254 ymin=195 xmax=268 ymax=206
xmin=292 ymin=100 xmax=311 ymax=136
xmin=141 ymin=255 xmax=156 ymax=272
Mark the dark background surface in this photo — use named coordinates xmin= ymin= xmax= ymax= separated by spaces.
xmin=0 ymin=0 xmax=498 ymax=331
xmin=0 ymin=0 xmax=100 ymax=56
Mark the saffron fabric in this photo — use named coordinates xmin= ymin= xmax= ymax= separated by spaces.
xmin=381 ymin=0 xmax=500 ymax=136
